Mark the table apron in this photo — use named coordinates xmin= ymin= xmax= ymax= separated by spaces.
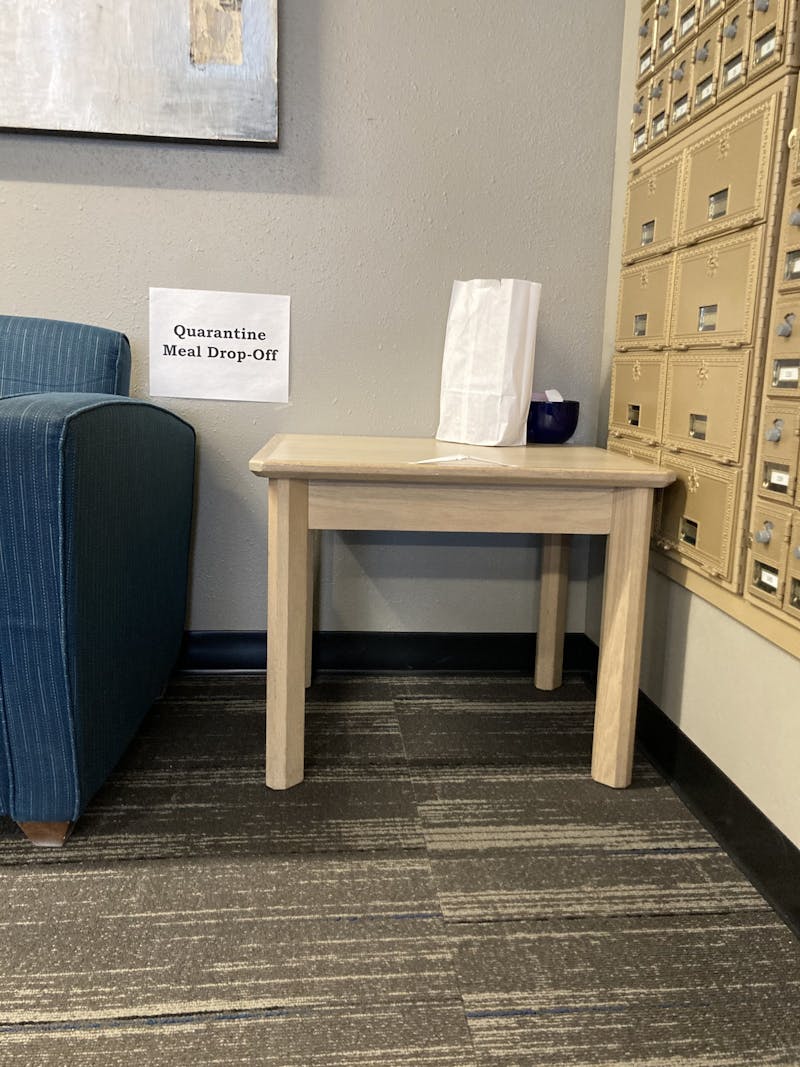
xmin=306 ymin=481 xmax=614 ymax=534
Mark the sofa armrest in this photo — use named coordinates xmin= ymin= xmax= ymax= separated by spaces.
xmin=0 ymin=393 xmax=196 ymax=822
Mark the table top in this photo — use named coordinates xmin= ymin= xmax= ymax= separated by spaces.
xmin=250 ymin=434 xmax=676 ymax=489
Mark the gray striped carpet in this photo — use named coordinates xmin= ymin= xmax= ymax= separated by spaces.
xmin=1 ymin=672 xmax=799 ymax=1065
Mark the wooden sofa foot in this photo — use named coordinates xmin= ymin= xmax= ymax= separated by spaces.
xmin=17 ymin=821 xmax=74 ymax=847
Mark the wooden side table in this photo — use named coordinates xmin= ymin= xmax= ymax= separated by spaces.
xmin=250 ymin=434 xmax=674 ymax=790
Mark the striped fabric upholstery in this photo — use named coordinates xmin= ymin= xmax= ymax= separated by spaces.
xmin=0 ymin=318 xmax=195 ymax=828
xmin=0 ymin=315 xmax=130 ymax=397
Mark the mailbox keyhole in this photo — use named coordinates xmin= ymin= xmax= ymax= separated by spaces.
xmin=723 ymin=53 xmax=744 ymax=87
xmin=753 ymin=561 xmax=780 ymax=595
xmin=708 ymin=188 xmax=729 ymax=220
xmin=698 ymin=304 xmax=718 ymax=332
xmin=673 ymin=94 xmax=689 ymax=122
xmin=696 ymin=74 xmax=714 ymax=104
xmin=785 ymin=251 xmax=800 ymax=280
xmin=689 ymin=413 xmax=708 ymax=440
xmin=772 ymin=357 xmax=800 ymax=385
xmin=755 ymin=28 xmax=777 ymax=64
xmin=762 ymin=461 xmax=791 ymax=493
xmin=680 ymin=517 xmax=699 ymax=546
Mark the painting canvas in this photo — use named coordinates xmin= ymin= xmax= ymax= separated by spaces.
xmin=0 ymin=0 xmax=278 ymax=145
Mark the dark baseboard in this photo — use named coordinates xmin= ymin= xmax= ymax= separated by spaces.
xmin=178 ymin=629 xmax=599 ymax=675
xmin=177 ymin=628 xmax=800 ymax=938
xmin=634 ymin=690 xmax=800 ymax=939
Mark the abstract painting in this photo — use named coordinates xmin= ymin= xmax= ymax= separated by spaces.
xmin=0 ymin=0 xmax=278 ymax=145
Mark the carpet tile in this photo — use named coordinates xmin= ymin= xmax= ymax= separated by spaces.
xmin=1 ymin=854 xmax=454 ymax=1023
xmin=0 ymin=1001 xmax=479 ymax=1066
xmin=448 ymin=914 xmax=800 ymax=1065
xmin=0 ymin=671 xmax=798 ymax=1065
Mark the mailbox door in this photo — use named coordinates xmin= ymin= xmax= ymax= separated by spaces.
xmin=632 ymin=115 xmax=649 ymax=156
xmin=657 ymin=455 xmax=741 ymax=580
xmin=766 ymin=296 xmax=800 ymax=397
xmin=609 ymin=353 xmax=666 ymax=443
xmin=623 ymin=153 xmax=683 ymax=262
xmin=668 ymin=42 xmax=695 ymax=132
xmin=671 ymin=229 xmax=762 ymax=348
xmin=637 ymin=1 xmax=660 ymax=84
xmin=632 ymin=87 xmax=649 ymax=153
xmin=655 ymin=0 xmax=679 ymax=70
xmin=718 ymin=0 xmax=750 ymax=100
xmin=692 ymin=18 xmax=722 ymax=114
xmin=746 ymin=502 xmax=791 ymax=608
xmin=663 ymin=349 xmax=749 ymax=462
xmin=648 ymin=75 xmax=670 ymax=146
xmin=617 ymin=256 xmax=675 ymax=349
xmin=773 ymin=191 xmax=800 ymax=292
xmin=750 ymin=0 xmax=786 ymax=79
xmin=754 ymin=401 xmax=800 ymax=502
xmin=679 ymin=92 xmax=778 ymax=244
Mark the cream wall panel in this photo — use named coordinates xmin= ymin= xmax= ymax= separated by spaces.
xmin=594 ymin=0 xmax=800 ymax=855
xmin=638 ymin=570 xmax=800 ymax=848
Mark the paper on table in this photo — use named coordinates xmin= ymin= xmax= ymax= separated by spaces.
xmin=414 ymin=454 xmax=518 ymax=467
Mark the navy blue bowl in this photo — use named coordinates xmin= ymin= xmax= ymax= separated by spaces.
xmin=526 ymin=400 xmax=580 ymax=444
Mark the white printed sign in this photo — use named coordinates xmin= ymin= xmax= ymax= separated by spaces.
xmin=149 ymin=287 xmax=290 ymax=403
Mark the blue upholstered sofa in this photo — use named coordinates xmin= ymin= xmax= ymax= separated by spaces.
xmin=0 ymin=316 xmax=196 ymax=845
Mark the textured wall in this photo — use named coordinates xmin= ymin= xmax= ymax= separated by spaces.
xmin=0 ymin=1 xmax=624 ymax=632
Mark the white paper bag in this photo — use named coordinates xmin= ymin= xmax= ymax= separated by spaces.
xmin=436 ymin=278 xmax=541 ymax=446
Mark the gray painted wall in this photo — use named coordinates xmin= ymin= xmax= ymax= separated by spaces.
xmin=1 ymin=1 xmax=624 ymax=634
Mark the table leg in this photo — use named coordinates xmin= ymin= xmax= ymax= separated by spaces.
xmin=535 ymin=534 xmax=570 ymax=690
xmin=267 ymin=478 xmax=309 ymax=789
xmin=591 ymin=487 xmax=653 ymax=788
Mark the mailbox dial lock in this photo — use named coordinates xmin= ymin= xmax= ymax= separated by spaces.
xmin=776 ymin=314 xmax=796 ymax=338
xmin=765 ymin=419 xmax=784 ymax=443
